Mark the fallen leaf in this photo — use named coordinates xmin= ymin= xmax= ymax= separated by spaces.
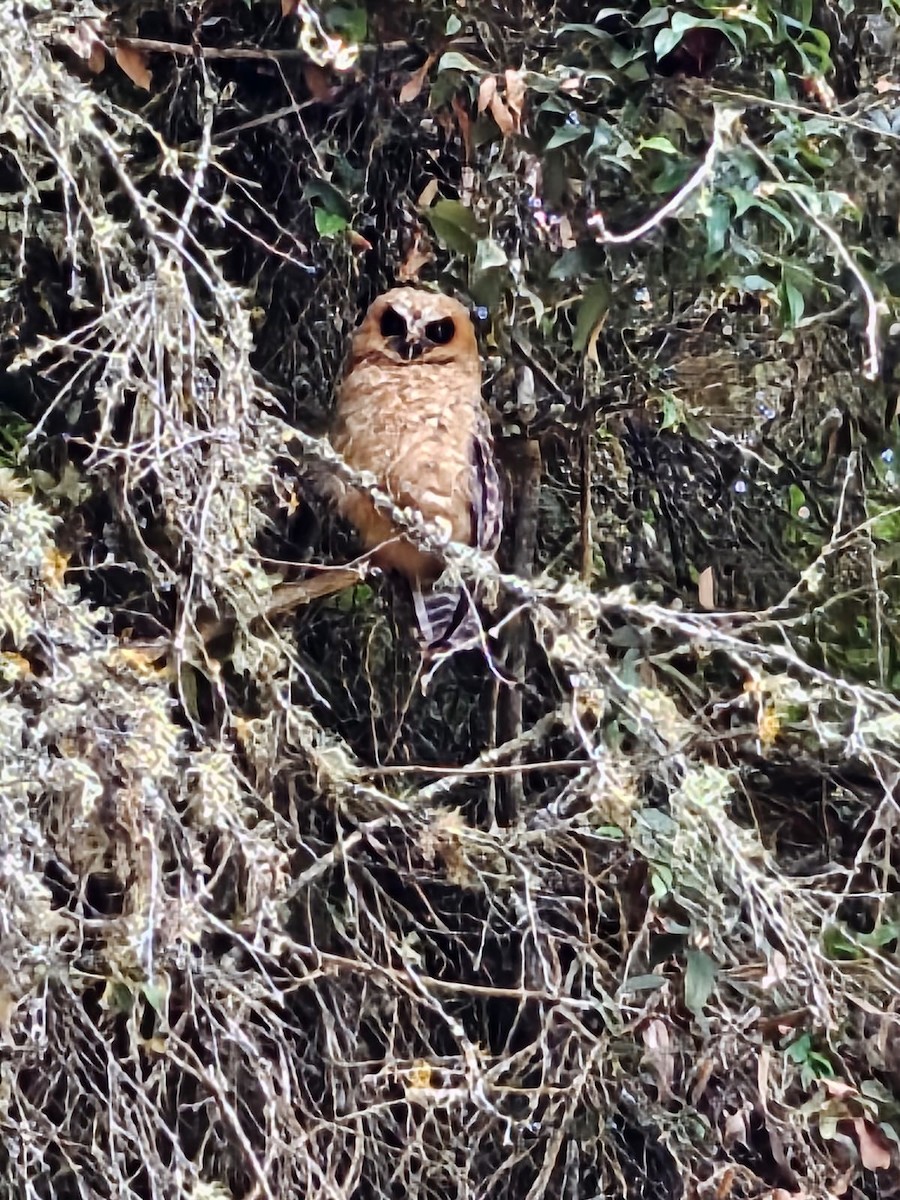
xmin=853 ymin=1118 xmax=892 ymax=1171
xmin=281 ymin=0 xmax=297 ymax=15
xmin=400 ymin=54 xmax=435 ymax=103
xmin=115 ymin=43 xmax=152 ymax=90
xmin=347 ymin=229 xmax=373 ymax=252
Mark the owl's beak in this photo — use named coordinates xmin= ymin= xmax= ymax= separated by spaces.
xmin=397 ymin=336 xmax=424 ymax=361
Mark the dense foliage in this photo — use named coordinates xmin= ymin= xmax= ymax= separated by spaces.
xmin=2 ymin=1 xmax=900 ymax=1197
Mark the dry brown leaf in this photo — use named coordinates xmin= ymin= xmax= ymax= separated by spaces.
xmin=281 ymin=0 xmax=296 ymax=15
xmin=641 ymin=1018 xmax=673 ymax=1096
xmin=504 ymin=67 xmax=527 ymax=126
xmin=115 ymin=43 xmax=152 ymax=90
xmin=85 ymin=41 xmax=107 ymax=75
xmin=822 ymin=1079 xmax=858 ymax=1101
xmin=489 ymin=92 xmax=515 ymax=136
xmin=477 ymin=74 xmax=497 ymax=113
xmin=715 ymin=1168 xmax=735 ymax=1200
xmin=303 ymin=62 xmax=334 ymax=101
xmin=558 ymin=215 xmax=576 ymax=249
xmin=757 ymin=1046 xmax=771 ymax=1110
xmin=698 ymin=565 xmax=715 ymax=609
xmin=760 ymin=949 xmax=788 ymax=988
xmin=723 ymin=1109 xmax=749 ymax=1147
xmin=347 ymin=229 xmax=373 ymax=252
xmin=450 ymin=94 xmax=473 ymax=161
xmin=400 ymin=55 xmax=435 ymax=103
xmin=585 ymin=322 xmax=603 ymax=368
xmin=689 ymin=1056 xmax=715 ymax=1105
xmin=397 ymin=232 xmax=434 ymax=282
xmin=852 ymin=1119 xmax=892 ymax=1171
xmin=0 ymin=652 xmax=31 ymax=679
xmin=832 ymin=1170 xmax=853 ymax=1197
xmin=59 ymin=21 xmax=107 ymax=73
xmin=407 ymin=1059 xmax=433 ymax=1089
xmin=417 ymin=178 xmax=440 ymax=209
xmin=265 ymin=568 xmax=363 ymax=615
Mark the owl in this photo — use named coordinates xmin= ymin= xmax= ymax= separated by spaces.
xmin=331 ymin=287 xmax=502 ymax=647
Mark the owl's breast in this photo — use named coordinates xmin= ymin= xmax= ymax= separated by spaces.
xmin=332 ymin=359 xmax=485 ymax=572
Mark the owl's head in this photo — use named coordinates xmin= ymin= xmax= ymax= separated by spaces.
xmin=349 ymin=287 xmax=480 ymax=371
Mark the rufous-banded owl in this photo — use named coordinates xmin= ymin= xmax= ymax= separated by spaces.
xmin=332 ymin=287 xmax=502 ymax=647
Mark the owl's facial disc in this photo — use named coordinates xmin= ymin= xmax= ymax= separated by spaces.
xmin=378 ymin=304 xmax=457 ymax=360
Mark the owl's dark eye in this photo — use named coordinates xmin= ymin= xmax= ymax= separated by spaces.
xmin=379 ymin=306 xmax=407 ymax=339
xmin=425 ymin=317 xmax=456 ymax=345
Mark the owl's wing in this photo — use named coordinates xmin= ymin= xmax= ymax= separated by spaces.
xmin=415 ymin=407 xmax=503 ymax=654
xmin=470 ymin=405 xmax=503 ymax=555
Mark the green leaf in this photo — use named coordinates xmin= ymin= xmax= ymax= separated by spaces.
xmin=620 ymin=973 xmax=666 ymax=993
xmin=741 ymin=274 xmax=775 ymax=292
xmin=656 ymin=12 xmax=747 ymax=59
xmin=659 ymin=391 xmax=684 ymax=431
xmin=545 ymin=123 xmax=590 ymax=151
xmin=437 ymin=50 xmax=486 ymax=74
xmin=142 ymin=978 xmax=170 ymax=1018
xmin=653 ymin=26 xmax=683 ymax=59
xmin=423 ymin=199 xmax=478 ymax=256
xmin=671 ymin=11 xmax=746 ymax=49
xmin=728 ymin=9 xmax=774 ymax=38
xmin=102 ymin=981 xmax=135 ymax=1015
xmin=314 ymin=209 xmax=348 ymax=237
xmin=705 ymin=195 xmax=731 ymax=257
xmin=327 ymin=5 xmax=367 ymax=42
xmin=474 ymin=237 xmax=508 ymax=274
xmin=650 ymin=867 xmax=671 ymax=900
xmin=557 ymin=23 xmax=614 ymax=40
xmin=684 ymin=949 xmax=717 ymax=1018
xmin=303 ymin=178 xmax=351 ymax=218
xmin=636 ymin=7 xmax=669 ymax=26
xmin=780 ymin=273 xmax=805 ymax=327
xmin=573 ymin=280 xmax=610 ymax=351
xmin=548 ymin=245 xmax=605 ymax=280
xmin=748 ymin=197 xmax=797 ymax=238
xmin=638 ymin=135 xmax=679 ymax=155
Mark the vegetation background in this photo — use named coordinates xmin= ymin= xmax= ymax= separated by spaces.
xmin=2 ymin=0 xmax=900 ymax=1197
